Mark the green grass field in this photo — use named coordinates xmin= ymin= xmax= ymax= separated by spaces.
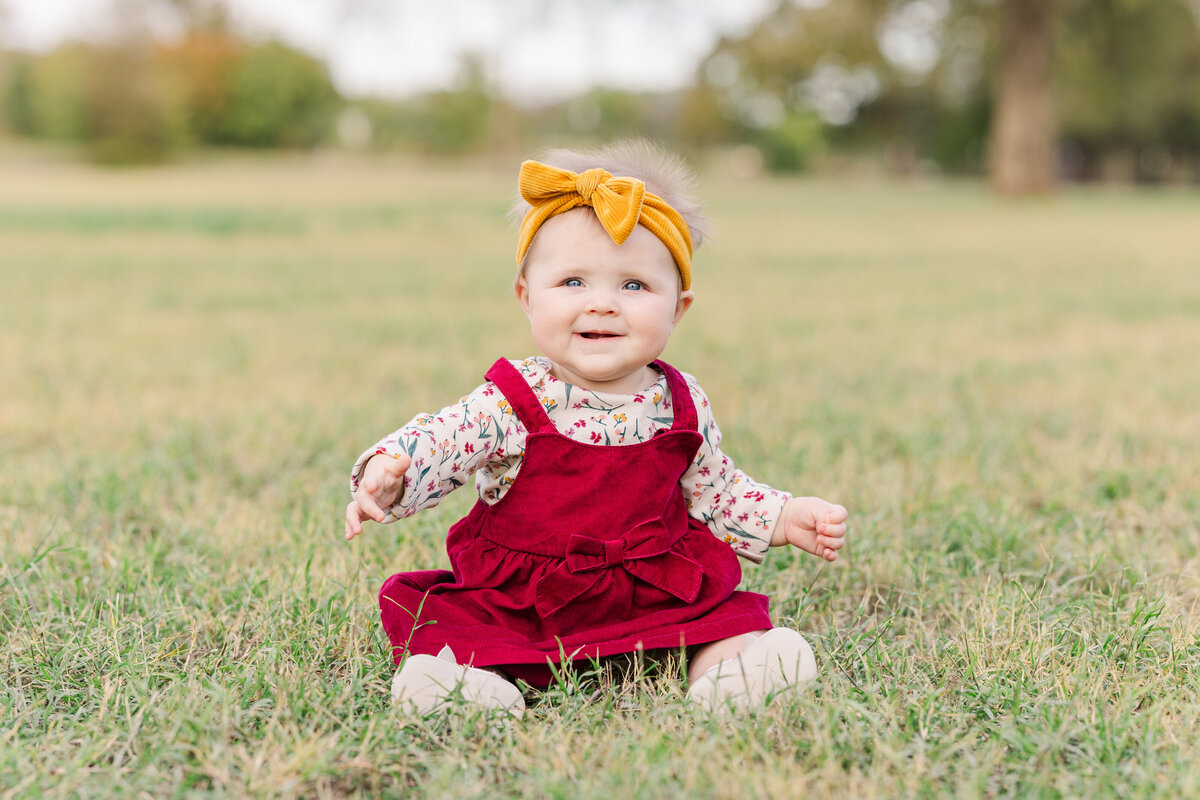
xmin=2 ymin=150 xmax=1199 ymax=798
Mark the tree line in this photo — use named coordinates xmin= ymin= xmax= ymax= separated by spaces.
xmin=2 ymin=0 xmax=1198 ymax=192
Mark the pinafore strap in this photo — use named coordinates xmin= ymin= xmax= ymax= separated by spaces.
xmin=485 ymin=359 xmax=556 ymax=434
xmin=483 ymin=358 xmax=698 ymax=435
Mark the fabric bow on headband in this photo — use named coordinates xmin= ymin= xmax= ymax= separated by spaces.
xmin=516 ymin=160 xmax=694 ymax=291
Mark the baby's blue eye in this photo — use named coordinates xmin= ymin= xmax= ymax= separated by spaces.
xmin=623 ymin=281 xmax=644 ymax=291
xmin=564 ymin=278 xmax=583 ymax=288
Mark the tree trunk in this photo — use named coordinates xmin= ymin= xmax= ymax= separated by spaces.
xmin=989 ymin=0 xmax=1057 ymax=195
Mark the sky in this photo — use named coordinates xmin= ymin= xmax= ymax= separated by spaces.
xmin=0 ymin=0 xmax=780 ymax=102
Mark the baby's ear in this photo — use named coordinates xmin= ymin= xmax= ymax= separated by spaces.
xmin=515 ymin=277 xmax=533 ymax=317
xmin=673 ymin=289 xmax=695 ymax=326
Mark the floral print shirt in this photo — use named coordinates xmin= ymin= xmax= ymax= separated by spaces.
xmin=350 ymin=357 xmax=788 ymax=563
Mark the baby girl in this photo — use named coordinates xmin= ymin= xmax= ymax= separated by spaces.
xmin=345 ymin=140 xmax=848 ymax=716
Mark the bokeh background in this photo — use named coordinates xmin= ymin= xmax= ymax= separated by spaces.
xmin=3 ymin=0 xmax=1199 ymax=189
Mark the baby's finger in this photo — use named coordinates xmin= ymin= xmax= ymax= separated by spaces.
xmin=345 ymin=503 xmax=364 ymax=540
xmin=818 ymin=521 xmax=847 ymax=539
xmin=356 ymin=492 xmax=386 ymax=523
xmin=818 ymin=533 xmax=846 ymax=551
xmin=824 ymin=504 xmax=849 ymax=525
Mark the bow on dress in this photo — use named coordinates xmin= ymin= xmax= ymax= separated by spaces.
xmin=534 ymin=518 xmax=704 ymax=618
xmin=515 ymin=160 xmax=695 ymax=290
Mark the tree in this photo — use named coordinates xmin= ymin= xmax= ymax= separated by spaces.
xmin=219 ymin=41 xmax=339 ymax=148
xmin=989 ymin=0 xmax=1056 ymax=194
xmin=80 ymin=42 xmax=187 ymax=164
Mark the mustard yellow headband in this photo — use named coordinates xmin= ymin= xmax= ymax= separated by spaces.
xmin=516 ymin=160 xmax=694 ymax=291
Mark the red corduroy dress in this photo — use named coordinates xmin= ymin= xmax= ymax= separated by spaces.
xmin=379 ymin=357 xmax=772 ymax=688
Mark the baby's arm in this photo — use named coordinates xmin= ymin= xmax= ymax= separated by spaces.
xmin=343 ymin=382 xmax=510 ymax=540
xmin=681 ymin=373 xmax=848 ymax=562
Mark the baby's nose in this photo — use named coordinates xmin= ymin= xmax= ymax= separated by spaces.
xmin=585 ymin=291 xmax=618 ymax=313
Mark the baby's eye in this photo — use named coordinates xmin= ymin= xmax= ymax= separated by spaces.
xmin=563 ymin=278 xmax=583 ymax=288
xmin=623 ymin=280 xmax=644 ymax=291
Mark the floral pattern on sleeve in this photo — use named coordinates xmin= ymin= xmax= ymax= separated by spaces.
xmin=350 ymin=357 xmax=788 ymax=562
xmin=677 ymin=372 xmax=789 ymax=564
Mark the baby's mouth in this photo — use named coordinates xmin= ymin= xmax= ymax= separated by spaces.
xmin=579 ymin=332 xmax=619 ymax=339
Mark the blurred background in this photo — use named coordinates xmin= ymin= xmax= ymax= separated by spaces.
xmin=2 ymin=0 xmax=1199 ymax=192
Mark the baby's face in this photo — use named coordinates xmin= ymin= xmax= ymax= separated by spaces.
xmin=516 ymin=209 xmax=694 ymax=394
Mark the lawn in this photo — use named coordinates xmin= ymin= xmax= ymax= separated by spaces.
xmin=2 ymin=149 xmax=1198 ymax=798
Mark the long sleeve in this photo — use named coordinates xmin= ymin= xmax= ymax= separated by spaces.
xmin=349 ymin=381 xmax=517 ymax=522
xmin=679 ymin=376 xmax=789 ymax=564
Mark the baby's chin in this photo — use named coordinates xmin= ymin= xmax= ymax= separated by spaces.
xmin=546 ymin=361 xmax=658 ymax=394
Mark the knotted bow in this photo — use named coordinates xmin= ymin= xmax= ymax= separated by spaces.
xmin=534 ymin=519 xmax=704 ymax=618
xmin=516 ymin=160 xmax=695 ymax=290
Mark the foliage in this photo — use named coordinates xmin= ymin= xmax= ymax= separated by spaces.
xmin=2 ymin=55 xmax=37 ymax=136
xmin=1056 ymin=0 xmax=1200 ymax=179
xmin=218 ymin=40 xmax=339 ymax=148
xmin=754 ymin=112 xmax=825 ymax=172
xmin=0 ymin=35 xmax=340 ymax=161
xmin=79 ymin=44 xmax=189 ymax=165
xmin=156 ymin=30 xmax=245 ymax=145
xmin=3 ymin=1 xmax=1200 ymax=178
xmin=1 ymin=43 xmax=90 ymax=142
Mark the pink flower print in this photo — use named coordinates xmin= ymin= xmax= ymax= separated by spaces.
xmin=699 ymin=467 xmax=711 ymax=477
xmin=573 ymin=402 xmax=584 ymax=409
xmin=451 ymin=462 xmax=460 ymax=473
xmin=427 ymin=481 xmax=436 ymax=492
xmin=633 ymin=393 xmax=645 ymax=403
xmin=743 ymin=490 xmax=765 ymax=502
xmin=723 ymin=509 xmax=733 ymax=518
xmin=482 ymin=386 xmax=494 ymax=396
xmin=590 ymin=432 xmax=602 ymax=443
xmin=737 ymin=513 xmax=749 ymax=523
xmin=574 ymin=419 xmax=587 ymax=428
xmin=463 ymin=442 xmax=475 ymax=455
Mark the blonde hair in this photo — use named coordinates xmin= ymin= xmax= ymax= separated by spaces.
xmin=511 ymin=139 xmax=711 ymax=280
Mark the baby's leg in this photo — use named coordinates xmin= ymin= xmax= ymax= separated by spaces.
xmin=687 ymin=631 xmax=769 ymax=684
xmin=686 ymin=628 xmax=817 ymax=712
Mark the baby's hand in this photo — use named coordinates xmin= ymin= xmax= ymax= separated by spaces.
xmin=344 ymin=453 xmax=411 ymax=540
xmin=772 ymin=496 xmax=849 ymax=562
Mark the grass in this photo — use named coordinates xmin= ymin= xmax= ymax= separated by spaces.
xmin=2 ymin=149 xmax=1199 ymax=798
